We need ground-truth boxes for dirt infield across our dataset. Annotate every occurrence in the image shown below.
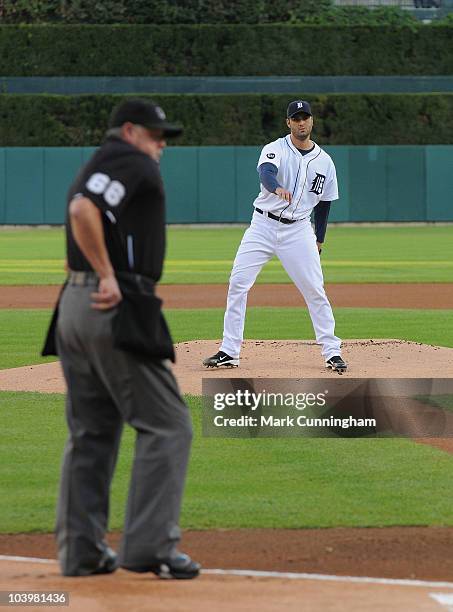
[3,527,453,581]
[3,558,453,612]
[2,528,453,611]
[1,283,452,309]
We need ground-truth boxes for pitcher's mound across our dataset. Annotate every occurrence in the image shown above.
[180,339,452,394]
[1,339,451,396]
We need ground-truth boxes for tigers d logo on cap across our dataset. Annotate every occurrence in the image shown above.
[287,100,312,118]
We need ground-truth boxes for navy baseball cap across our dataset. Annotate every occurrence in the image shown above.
[109,98,183,138]
[287,100,312,118]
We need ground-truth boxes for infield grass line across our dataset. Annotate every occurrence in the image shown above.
[1,226,452,284]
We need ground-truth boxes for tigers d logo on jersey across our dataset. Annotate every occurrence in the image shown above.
[309,173,326,196]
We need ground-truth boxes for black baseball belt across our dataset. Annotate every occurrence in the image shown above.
[254,207,306,225]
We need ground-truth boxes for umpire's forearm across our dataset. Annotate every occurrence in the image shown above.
[69,197,114,279]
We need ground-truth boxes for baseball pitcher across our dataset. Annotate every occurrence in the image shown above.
[203,99,347,374]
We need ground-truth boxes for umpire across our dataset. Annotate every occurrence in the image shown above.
[43,98,200,579]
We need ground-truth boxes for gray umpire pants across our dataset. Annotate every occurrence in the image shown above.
[55,279,192,576]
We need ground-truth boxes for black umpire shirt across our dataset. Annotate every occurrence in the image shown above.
[66,136,166,282]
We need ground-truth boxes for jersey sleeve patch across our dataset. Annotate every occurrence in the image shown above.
[258,143,282,170]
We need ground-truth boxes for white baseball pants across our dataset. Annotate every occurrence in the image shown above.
[220,210,341,361]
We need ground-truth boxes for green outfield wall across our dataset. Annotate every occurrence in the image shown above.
[0,146,451,224]
[3,76,453,95]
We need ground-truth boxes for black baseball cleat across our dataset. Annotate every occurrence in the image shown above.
[92,547,119,575]
[203,350,239,368]
[150,553,201,580]
[123,552,201,580]
[64,547,119,576]
[326,356,347,374]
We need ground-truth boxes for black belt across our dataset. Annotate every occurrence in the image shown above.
[254,207,304,225]
[68,271,99,286]
[68,270,155,293]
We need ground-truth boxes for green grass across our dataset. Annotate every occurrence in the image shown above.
[1,226,452,284]
[2,392,453,533]
[2,225,452,535]
[0,310,57,369]
[1,307,453,370]
[166,307,453,349]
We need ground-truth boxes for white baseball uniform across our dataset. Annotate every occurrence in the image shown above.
[220,134,342,361]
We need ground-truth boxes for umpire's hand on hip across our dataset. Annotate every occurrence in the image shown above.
[91,275,123,310]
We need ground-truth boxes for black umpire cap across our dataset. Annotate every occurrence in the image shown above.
[287,100,312,118]
[109,98,183,138]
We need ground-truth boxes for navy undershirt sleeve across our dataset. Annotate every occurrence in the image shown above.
[258,162,281,193]
[314,201,331,243]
